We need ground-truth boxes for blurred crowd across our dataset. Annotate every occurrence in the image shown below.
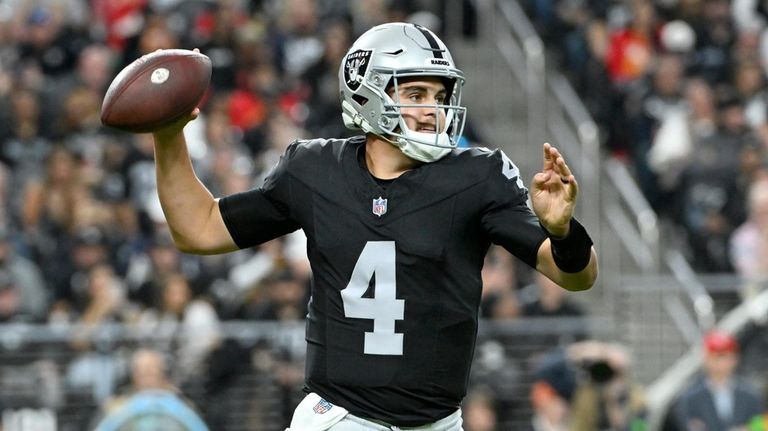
[524,0,768,277]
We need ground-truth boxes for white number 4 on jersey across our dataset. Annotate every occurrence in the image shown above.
[340,241,405,355]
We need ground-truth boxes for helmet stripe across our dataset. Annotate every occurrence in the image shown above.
[412,24,444,59]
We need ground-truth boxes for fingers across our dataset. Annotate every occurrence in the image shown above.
[543,143,573,180]
[543,142,554,171]
[540,143,579,199]
[565,175,579,200]
[531,171,551,190]
[553,149,578,199]
[152,108,200,138]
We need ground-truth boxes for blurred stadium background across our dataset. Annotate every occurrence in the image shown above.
[1,0,768,429]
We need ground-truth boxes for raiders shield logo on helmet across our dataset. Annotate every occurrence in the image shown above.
[344,49,372,91]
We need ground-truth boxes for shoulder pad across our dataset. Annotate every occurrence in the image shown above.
[450,146,526,190]
[282,136,362,186]
[284,136,360,164]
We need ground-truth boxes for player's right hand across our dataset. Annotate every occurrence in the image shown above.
[152,108,199,141]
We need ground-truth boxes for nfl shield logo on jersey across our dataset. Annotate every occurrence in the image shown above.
[372,197,387,217]
[313,398,333,414]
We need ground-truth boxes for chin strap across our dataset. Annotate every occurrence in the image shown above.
[341,100,452,163]
[396,135,452,163]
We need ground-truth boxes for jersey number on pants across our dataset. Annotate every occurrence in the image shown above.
[340,241,405,355]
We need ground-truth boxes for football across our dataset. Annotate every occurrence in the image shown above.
[100,49,211,133]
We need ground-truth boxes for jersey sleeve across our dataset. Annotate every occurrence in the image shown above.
[219,142,302,249]
[480,149,547,268]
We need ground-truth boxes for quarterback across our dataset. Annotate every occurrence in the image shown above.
[151,22,597,431]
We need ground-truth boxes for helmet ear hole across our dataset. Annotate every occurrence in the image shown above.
[352,94,369,106]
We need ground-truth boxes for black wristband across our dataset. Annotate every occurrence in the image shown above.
[544,218,593,273]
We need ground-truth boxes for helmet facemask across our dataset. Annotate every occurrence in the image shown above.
[380,71,467,162]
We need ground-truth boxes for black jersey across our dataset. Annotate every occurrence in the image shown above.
[219,136,546,426]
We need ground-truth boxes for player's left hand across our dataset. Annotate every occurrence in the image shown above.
[530,143,577,237]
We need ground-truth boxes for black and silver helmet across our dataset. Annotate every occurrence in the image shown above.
[339,22,467,162]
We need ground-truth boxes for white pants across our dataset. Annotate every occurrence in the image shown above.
[286,393,463,431]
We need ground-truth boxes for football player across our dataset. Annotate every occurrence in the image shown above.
[151,22,598,431]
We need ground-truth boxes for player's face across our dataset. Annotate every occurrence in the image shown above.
[390,77,448,135]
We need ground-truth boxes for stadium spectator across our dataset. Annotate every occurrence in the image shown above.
[240,269,307,321]
[483,288,522,320]
[605,0,657,87]
[521,272,588,345]
[730,178,768,284]
[119,132,170,237]
[20,146,80,236]
[90,0,148,52]
[690,0,736,86]
[462,388,499,431]
[734,60,768,130]
[524,343,647,430]
[125,229,191,309]
[273,0,324,78]
[480,245,524,319]
[206,130,255,198]
[0,87,51,183]
[51,85,103,143]
[188,0,248,92]
[64,263,132,404]
[673,90,750,272]
[0,270,28,323]
[568,341,647,431]
[0,227,48,322]
[522,272,587,319]
[227,62,278,133]
[47,226,114,321]
[528,381,572,431]
[122,14,180,69]
[136,272,221,384]
[624,53,686,209]
[468,338,524,427]
[120,348,174,394]
[302,17,355,139]
[527,347,576,431]
[71,263,133,335]
[683,78,719,143]
[738,317,768,408]
[647,77,717,196]
[672,330,763,430]
[17,5,83,78]
[91,348,208,431]
[568,19,614,152]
